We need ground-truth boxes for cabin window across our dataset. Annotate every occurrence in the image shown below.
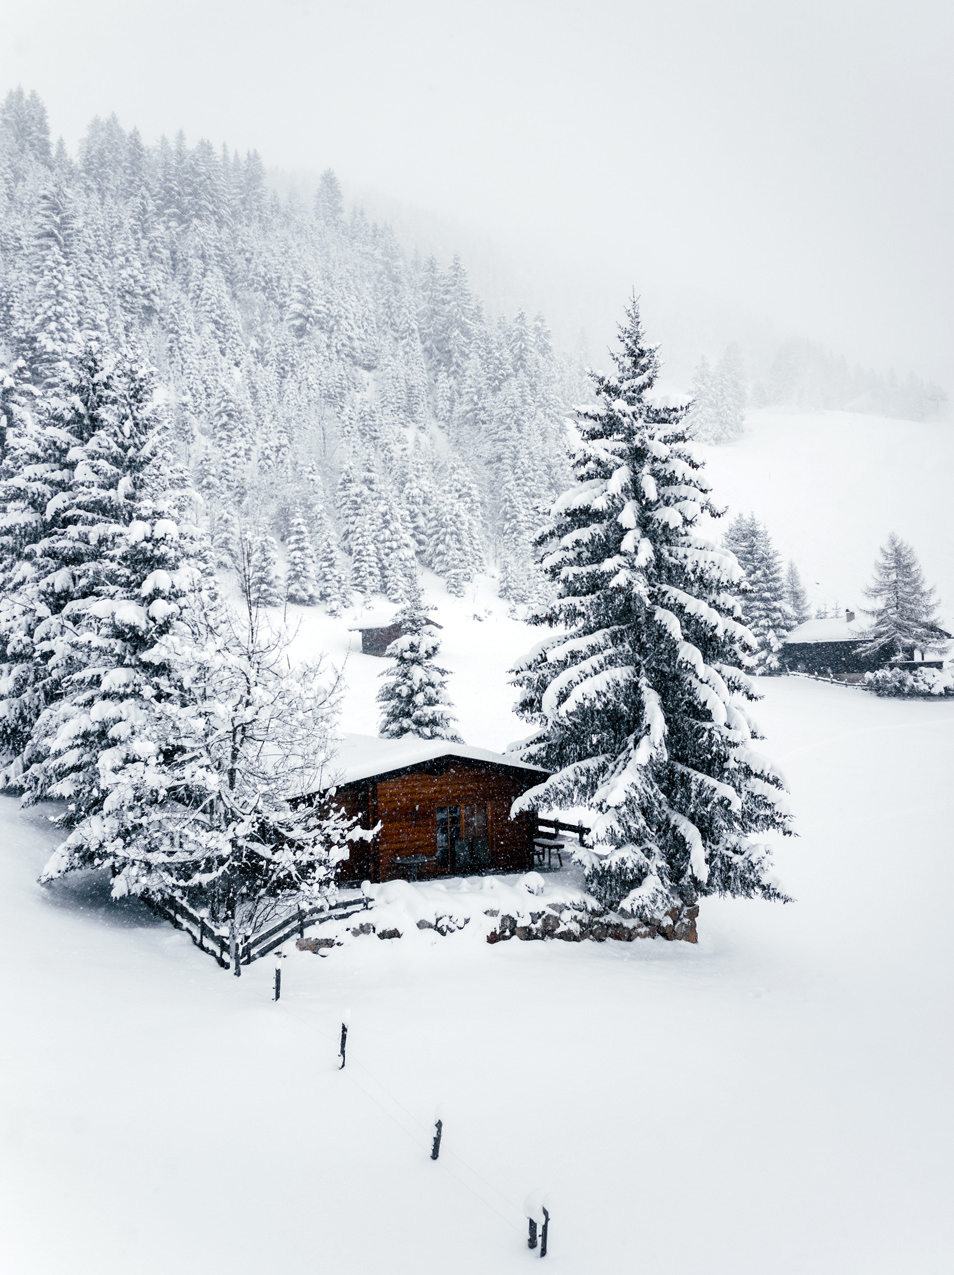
[436,805,460,868]
[436,803,490,872]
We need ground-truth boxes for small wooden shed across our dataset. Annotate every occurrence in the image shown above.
[349,612,442,657]
[314,736,548,884]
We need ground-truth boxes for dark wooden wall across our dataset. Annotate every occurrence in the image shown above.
[780,641,883,676]
[357,618,442,657]
[359,624,402,656]
[330,759,538,883]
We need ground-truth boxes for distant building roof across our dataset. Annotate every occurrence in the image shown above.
[348,612,441,632]
[784,617,868,645]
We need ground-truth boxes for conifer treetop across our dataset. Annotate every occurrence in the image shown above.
[859,533,946,659]
[377,584,461,742]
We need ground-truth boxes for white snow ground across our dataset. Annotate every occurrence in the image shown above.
[697,407,954,632]
[2,407,953,1273]
[2,677,952,1272]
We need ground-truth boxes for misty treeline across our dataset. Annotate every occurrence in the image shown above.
[754,337,946,421]
[0,88,582,611]
[686,337,946,443]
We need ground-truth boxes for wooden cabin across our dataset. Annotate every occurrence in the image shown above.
[349,612,442,657]
[313,736,548,883]
[780,613,881,677]
[781,611,950,678]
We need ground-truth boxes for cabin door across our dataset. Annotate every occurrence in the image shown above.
[436,804,490,873]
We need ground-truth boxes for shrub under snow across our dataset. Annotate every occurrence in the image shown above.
[863,666,954,697]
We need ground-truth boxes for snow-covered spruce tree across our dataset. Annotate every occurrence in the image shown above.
[376,495,417,603]
[34,584,360,961]
[685,345,746,444]
[238,527,284,608]
[349,505,382,601]
[24,392,361,959]
[858,534,946,661]
[309,499,348,614]
[0,342,147,782]
[285,506,320,605]
[377,583,461,741]
[784,560,811,626]
[722,513,795,673]
[511,299,791,923]
[430,463,483,597]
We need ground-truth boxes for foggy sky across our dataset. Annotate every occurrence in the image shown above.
[4,0,952,388]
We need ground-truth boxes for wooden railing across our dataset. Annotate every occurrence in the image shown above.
[146,895,232,968]
[236,894,369,966]
[534,815,591,848]
[145,890,371,972]
[786,671,867,688]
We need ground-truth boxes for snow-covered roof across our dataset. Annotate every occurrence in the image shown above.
[784,617,867,644]
[347,612,441,631]
[324,734,548,788]
[346,611,400,630]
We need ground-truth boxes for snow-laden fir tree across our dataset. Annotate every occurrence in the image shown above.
[511,298,791,919]
[0,342,144,781]
[858,533,946,661]
[238,527,284,607]
[310,500,348,614]
[685,344,746,444]
[285,506,321,605]
[350,505,382,601]
[18,356,362,955]
[722,513,795,673]
[377,582,461,741]
[376,494,418,603]
[33,584,360,960]
[430,462,483,597]
[783,559,811,625]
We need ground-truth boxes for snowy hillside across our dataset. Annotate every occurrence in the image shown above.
[4,389,954,1270]
[3,672,952,1275]
[698,407,954,630]
[3,87,953,1275]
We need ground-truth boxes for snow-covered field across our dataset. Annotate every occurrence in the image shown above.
[3,668,953,1271]
[2,407,953,1273]
[698,407,954,631]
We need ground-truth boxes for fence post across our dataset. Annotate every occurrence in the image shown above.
[338,1013,350,1070]
[430,1106,443,1160]
[525,1192,543,1251]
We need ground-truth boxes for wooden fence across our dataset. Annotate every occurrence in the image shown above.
[534,815,591,847]
[787,671,867,688]
[145,891,371,973]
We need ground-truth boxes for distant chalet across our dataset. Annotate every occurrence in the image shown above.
[349,611,441,657]
[780,610,950,678]
[310,735,547,884]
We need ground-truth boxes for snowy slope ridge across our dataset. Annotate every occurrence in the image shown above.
[698,407,954,632]
[2,679,952,1274]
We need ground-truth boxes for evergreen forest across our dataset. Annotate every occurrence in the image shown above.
[0,88,583,611]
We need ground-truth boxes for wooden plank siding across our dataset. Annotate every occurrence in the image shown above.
[328,757,539,884]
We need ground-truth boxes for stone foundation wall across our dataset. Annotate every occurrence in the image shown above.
[486,901,698,945]
[296,900,699,954]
